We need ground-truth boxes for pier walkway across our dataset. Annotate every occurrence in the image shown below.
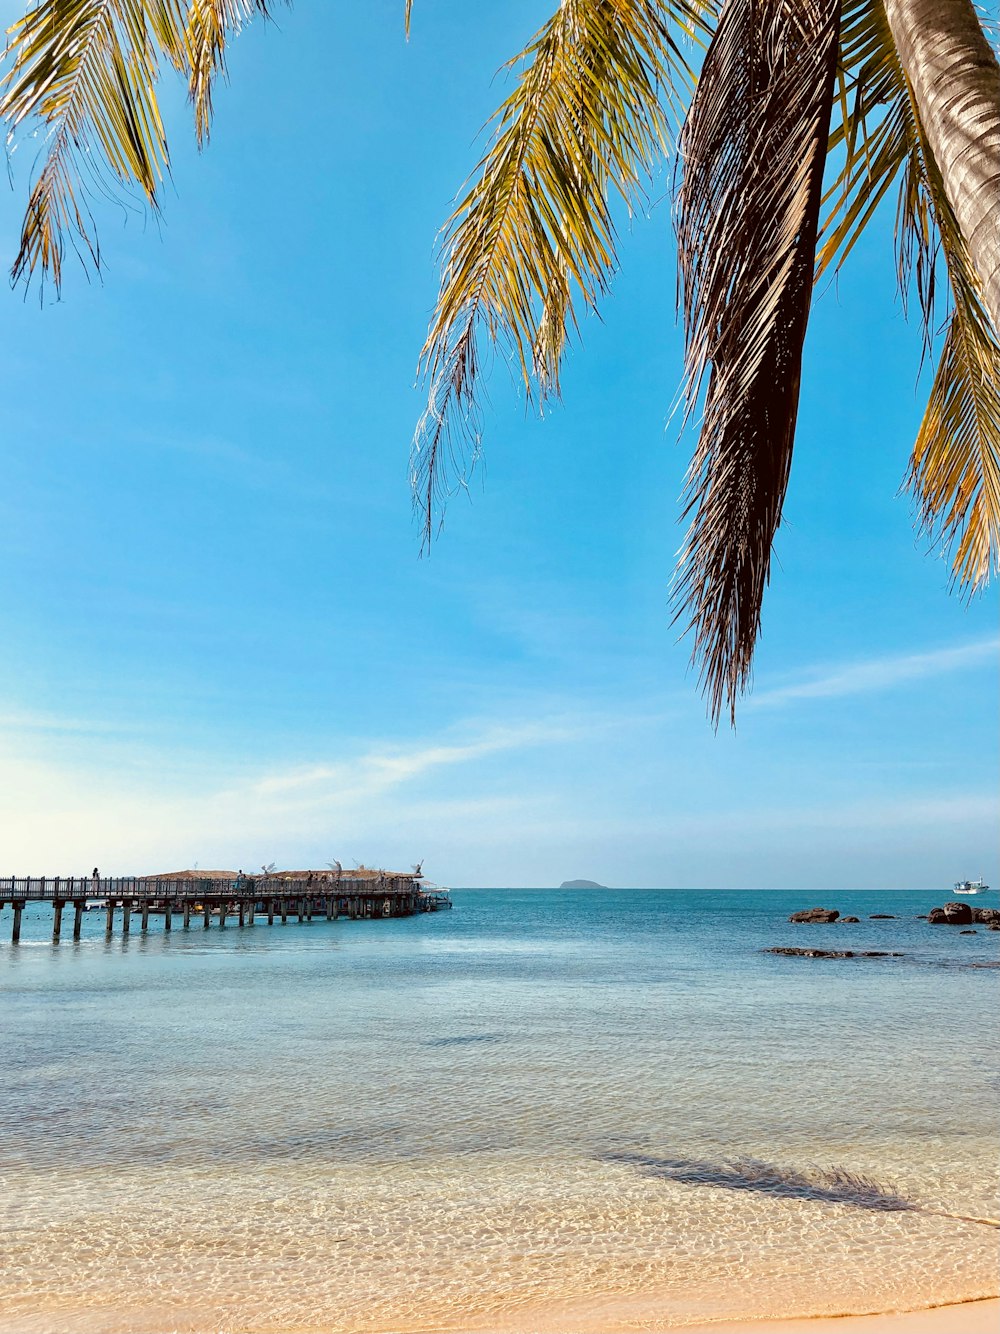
[0,873,450,943]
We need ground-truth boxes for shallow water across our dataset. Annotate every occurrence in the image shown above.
[1,889,997,1333]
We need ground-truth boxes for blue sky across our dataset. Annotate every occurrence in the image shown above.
[0,2,996,888]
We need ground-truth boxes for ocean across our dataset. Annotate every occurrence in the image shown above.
[1,888,997,1332]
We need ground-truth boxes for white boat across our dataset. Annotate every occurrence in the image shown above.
[953,877,990,895]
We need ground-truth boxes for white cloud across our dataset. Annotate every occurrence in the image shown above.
[251,719,585,803]
[0,711,582,874]
[750,636,1000,708]
[0,644,995,887]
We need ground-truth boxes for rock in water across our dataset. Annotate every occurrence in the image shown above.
[928,901,974,925]
[789,907,840,923]
[766,947,903,959]
[840,916,861,923]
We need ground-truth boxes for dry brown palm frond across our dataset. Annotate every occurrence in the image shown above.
[821,0,1000,587]
[674,0,841,726]
[0,0,277,291]
[412,0,705,547]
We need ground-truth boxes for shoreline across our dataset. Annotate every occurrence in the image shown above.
[0,1296,996,1333]
[457,1295,1000,1334]
[674,1296,1000,1333]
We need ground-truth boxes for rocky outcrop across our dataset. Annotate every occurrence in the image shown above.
[928,901,974,925]
[789,907,840,923]
[960,929,977,935]
[766,947,903,959]
[870,913,896,919]
[972,906,1000,925]
[839,916,860,923]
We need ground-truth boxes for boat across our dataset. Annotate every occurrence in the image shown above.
[953,877,990,895]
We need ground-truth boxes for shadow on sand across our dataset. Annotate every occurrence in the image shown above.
[601,1151,917,1211]
[602,1151,999,1228]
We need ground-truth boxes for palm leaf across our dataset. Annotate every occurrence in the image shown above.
[674,0,841,725]
[1,0,277,290]
[821,0,1000,587]
[182,1,278,147]
[412,0,702,547]
[911,298,1000,586]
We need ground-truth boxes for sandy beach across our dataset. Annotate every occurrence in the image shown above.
[466,1298,1000,1334]
[679,1297,1000,1333]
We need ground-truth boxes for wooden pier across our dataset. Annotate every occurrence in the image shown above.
[0,871,451,944]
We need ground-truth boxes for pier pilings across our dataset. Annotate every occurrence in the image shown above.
[2,874,448,944]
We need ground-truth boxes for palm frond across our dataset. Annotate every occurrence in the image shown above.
[182,1,277,147]
[412,0,702,546]
[2,0,184,289]
[674,0,841,725]
[1,0,276,291]
[911,296,1000,585]
[820,0,940,333]
[821,0,1000,587]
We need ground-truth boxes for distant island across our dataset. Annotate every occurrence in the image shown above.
[559,879,607,889]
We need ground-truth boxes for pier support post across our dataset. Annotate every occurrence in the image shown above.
[142,901,150,931]
[238,901,245,927]
[280,899,287,924]
[326,897,333,920]
[204,902,211,929]
[247,901,255,927]
[183,901,191,929]
[164,904,172,932]
[106,901,114,934]
[267,900,274,925]
[12,902,24,943]
[73,901,84,939]
[219,904,226,929]
[52,901,64,943]
[122,903,131,935]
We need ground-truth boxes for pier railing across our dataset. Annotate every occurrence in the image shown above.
[0,874,420,902]
[0,874,449,943]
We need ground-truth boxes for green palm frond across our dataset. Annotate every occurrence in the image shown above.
[673,0,841,726]
[821,0,1000,587]
[1,0,276,291]
[412,0,701,547]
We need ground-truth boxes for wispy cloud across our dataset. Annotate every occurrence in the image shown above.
[751,636,1000,708]
[0,708,120,736]
[251,718,588,803]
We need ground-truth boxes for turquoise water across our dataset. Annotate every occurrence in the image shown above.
[1,888,997,1333]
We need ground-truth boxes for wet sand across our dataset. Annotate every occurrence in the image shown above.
[465,1295,1000,1334]
[679,1297,1000,1333]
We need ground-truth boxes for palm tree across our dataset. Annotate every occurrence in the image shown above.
[3,1,998,724]
[411,0,1000,723]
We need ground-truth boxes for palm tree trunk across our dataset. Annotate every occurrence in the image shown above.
[883,0,1000,331]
